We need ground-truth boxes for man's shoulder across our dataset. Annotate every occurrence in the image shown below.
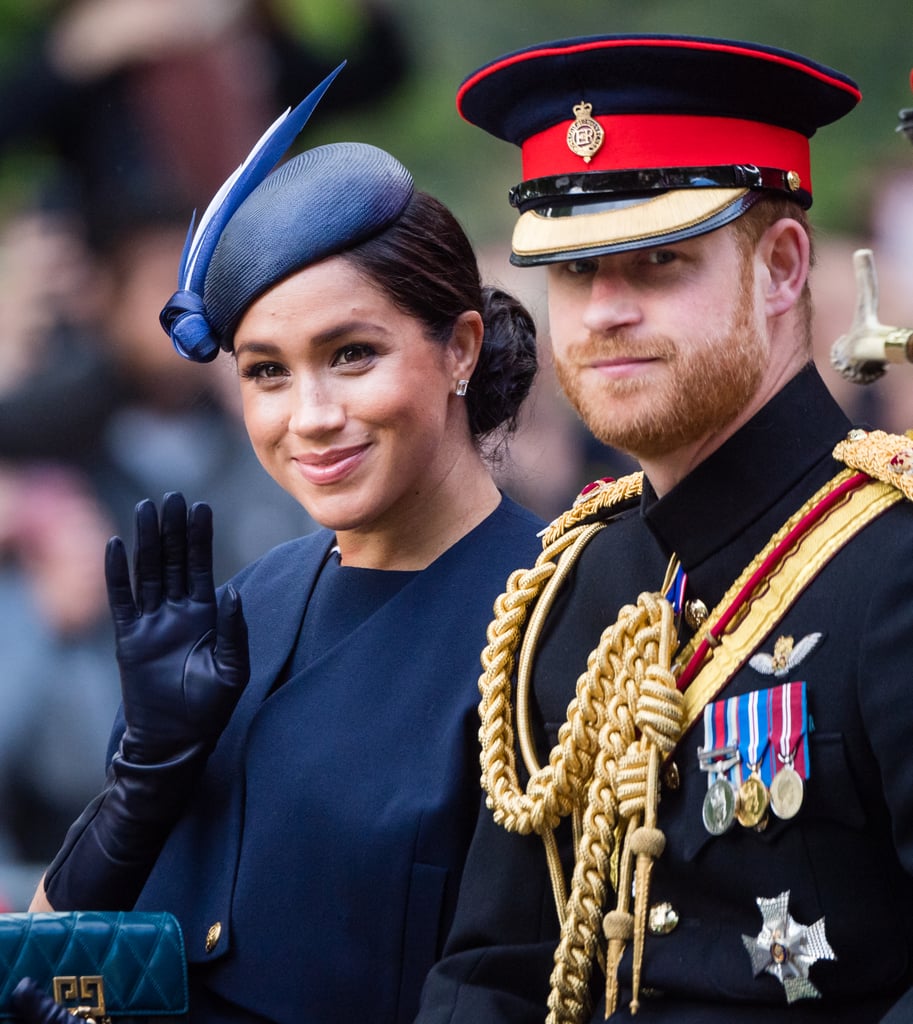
[834,428,913,504]
[540,471,644,547]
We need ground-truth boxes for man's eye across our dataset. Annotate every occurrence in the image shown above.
[646,249,676,266]
[565,258,599,275]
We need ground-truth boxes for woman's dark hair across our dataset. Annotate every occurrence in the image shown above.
[343,191,538,439]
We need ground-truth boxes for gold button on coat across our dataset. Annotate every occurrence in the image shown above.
[684,599,709,631]
[662,761,680,791]
[205,922,222,953]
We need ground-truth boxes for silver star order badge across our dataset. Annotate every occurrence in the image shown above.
[741,890,836,1003]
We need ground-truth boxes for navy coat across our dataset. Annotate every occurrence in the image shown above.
[417,366,913,1023]
[130,496,542,1023]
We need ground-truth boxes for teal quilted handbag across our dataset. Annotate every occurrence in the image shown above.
[0,911,187,1023]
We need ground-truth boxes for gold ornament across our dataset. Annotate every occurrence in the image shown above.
[566,101,604,163]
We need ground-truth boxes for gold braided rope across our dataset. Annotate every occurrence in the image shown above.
[517,522,608,920]
[478,522,683,1022]
[479,436,913,1024]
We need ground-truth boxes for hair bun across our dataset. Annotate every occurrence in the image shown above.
[467,286,537,437]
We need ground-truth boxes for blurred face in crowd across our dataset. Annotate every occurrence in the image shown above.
[106,225,213,405]
[233,255,480,553]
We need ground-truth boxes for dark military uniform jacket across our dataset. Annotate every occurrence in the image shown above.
[417,365,913,1023]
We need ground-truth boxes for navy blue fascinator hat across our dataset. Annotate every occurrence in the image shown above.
[160,65,414,362]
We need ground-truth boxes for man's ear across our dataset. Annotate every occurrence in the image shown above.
[759,217,810,318]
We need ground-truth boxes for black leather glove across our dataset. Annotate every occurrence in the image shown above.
[44,492,249,910]
[12,979,73,1024]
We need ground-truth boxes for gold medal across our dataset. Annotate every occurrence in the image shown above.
[735,774,769,829]
[769,765,804,819]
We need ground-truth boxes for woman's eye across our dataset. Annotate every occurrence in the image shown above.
[332,344,375,367]
[239,361,286,380]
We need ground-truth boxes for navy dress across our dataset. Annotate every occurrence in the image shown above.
[128,495,543,1023]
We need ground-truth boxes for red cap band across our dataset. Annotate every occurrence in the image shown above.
[521,113,811,187]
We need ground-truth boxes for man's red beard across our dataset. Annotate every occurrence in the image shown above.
[554,277,767,461]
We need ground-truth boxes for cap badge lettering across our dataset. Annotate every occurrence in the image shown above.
[567,101,604,163]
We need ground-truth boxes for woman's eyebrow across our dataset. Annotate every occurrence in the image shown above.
[235,320,391,359]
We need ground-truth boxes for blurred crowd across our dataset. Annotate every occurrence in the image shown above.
[0,0,912,911]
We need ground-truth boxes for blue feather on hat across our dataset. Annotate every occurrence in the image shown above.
[160,61,345,362]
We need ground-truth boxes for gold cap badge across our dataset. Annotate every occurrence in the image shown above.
[566,101,604,163]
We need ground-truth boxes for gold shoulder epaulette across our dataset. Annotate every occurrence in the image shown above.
[833,428,913,502]
[541,471,644,547]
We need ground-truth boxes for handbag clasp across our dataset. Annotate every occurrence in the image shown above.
[52,975,109,1023]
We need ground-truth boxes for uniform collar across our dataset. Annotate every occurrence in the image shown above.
[641,363,852,570]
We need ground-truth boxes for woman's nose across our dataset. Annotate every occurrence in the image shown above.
[286,381,346,437]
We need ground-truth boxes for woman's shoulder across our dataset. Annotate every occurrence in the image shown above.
[226,528,335,591]
[495,492,547,532]
[458,493,544,567]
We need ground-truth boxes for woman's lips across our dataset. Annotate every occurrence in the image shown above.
[294,445,369,485]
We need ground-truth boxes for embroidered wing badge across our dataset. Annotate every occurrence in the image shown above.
[749,633,823,678]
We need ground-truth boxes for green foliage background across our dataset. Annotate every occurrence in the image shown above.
[1,0,911,246]
[306,0,913,248]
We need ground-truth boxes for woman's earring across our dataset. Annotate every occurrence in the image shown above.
[455,379,469,397]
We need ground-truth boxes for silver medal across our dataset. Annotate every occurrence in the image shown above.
[702,777,737,835]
